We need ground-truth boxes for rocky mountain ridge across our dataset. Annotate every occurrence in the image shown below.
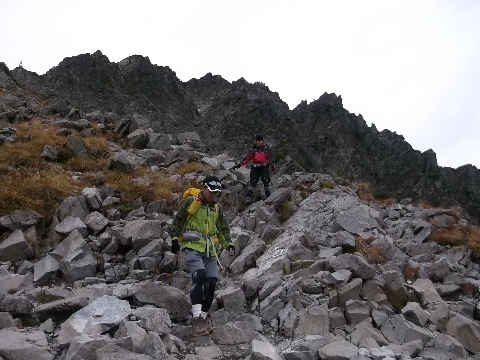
[0,51,479,224]
[0,53,480,360]
[0,99,479,359]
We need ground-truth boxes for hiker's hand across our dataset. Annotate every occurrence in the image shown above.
[171,239,180,254]
[231,164,240,170]
[228,245,235,256]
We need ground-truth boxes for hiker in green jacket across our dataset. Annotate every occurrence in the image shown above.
[170,175,235,336]
[233,134,275,204]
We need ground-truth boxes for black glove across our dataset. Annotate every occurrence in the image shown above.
[228,245,235,256]
[232,164,240,170]
[171,239,180,254]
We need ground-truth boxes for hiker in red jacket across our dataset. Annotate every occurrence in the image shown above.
[233,135,275,204]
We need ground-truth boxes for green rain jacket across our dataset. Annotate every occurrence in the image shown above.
[170,195,233,256]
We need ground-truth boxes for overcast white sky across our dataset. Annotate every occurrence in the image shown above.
[2,0,479,169]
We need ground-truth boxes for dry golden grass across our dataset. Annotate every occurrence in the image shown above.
[417,201,434,209]
[467,227,480,257]
[35,291,64,304]
[296,181,316,200]
[354,181,372,200]
[0,120,66,169]
[276,200,296,223]
[451,206,463,220]
[0,121,106,216]
[0,115,213,222]
[355,235,387,264]
[403,263,420,282]
[0,120,82,218]
[354,180,396,206]
[319,179,335,189]
[104,168,176,204]
[384,286,408,312]
[175,162,205,175]
[429,225,465,245]
[65,157,110,173]
[428,224,480,259]
[0,167,81,218]
[83,133,110,152]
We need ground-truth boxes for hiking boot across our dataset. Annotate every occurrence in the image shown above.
[191,316,210,337]
[204,315,215,334]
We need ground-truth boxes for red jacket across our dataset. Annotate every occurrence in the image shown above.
[239,142,274,169]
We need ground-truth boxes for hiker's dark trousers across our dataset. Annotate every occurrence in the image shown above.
[248,165,271,198]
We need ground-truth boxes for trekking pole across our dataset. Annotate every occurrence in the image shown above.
[207,236,224,270]
[174,252,179,270]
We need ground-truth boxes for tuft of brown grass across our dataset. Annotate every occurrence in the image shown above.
[175,162,205,175]
[0,120,65,167]
[384,286,408,312]
[104,168,176,205]
[35,291,63,304]
[0,167,81,218]
[428,224,480,259]
[0,120,102,217]
[451,206,463,220]
[403,264,420,282]
[319,179,335,189]
[355,235,387,264]
[459,282,478,296]
[65,157,110,172]
[0,118,194,221]
[83,135,110,152]
[353,181,396,206]
[428,225,465,245]
[355,181,373,201]
[0,118,183,219]
[276,200,296,223]
[417,201,434,209]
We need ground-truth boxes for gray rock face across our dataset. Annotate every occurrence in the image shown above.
[294,306,329,339]
[132,306,171,335]
[33,255,59,285]
[0,62,16,87]
[210,321,256,345]
[55,216,88,237]
[117,220,164,249]
[318,339,359,360]
[251,339,283,360]
[0,328,54,360]
[58,295,131,347]
[0,209,42,231]
[0,229,33,262]
[132,282,190,321]
[446,312,480,354]
[380,314,434,345]
[56,196,91,222]
[333,204,381,233]
[109,150,145,173]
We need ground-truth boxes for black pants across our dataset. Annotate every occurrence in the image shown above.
[248,165,271,198]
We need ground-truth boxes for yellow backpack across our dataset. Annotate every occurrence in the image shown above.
[182,187,219,217]
[182,187,201,199]
[180,187,220,244]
